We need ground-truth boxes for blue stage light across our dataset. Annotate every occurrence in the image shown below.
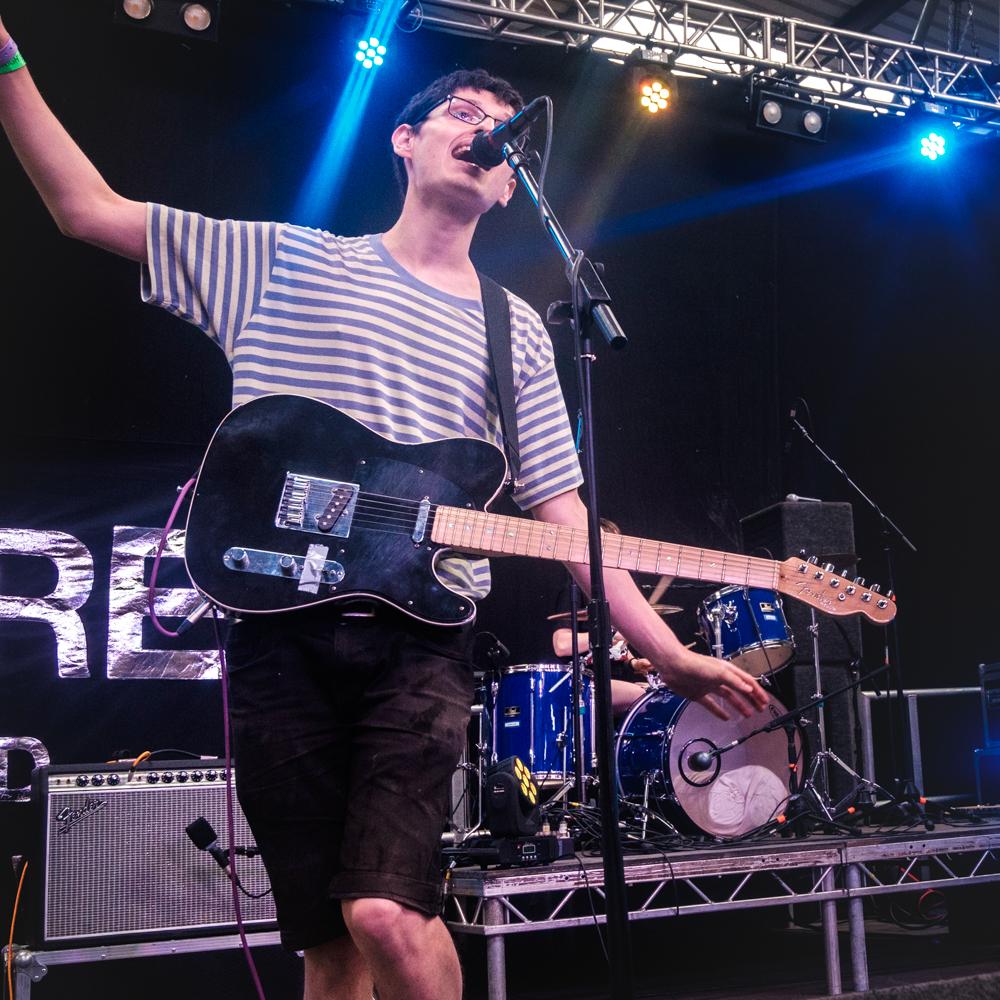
[356,36,387,70]
[919,131,946,161]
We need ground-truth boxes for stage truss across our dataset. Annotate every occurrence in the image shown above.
[404,0,1000,126]
[445,823,1000,998]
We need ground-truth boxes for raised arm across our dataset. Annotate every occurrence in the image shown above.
[0,19,146,261]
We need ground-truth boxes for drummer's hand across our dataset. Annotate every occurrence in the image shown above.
[629,655,654,678]
[656,648,768,721]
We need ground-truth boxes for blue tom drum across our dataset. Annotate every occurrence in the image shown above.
[485,664,594,784]
[697,585,794,677]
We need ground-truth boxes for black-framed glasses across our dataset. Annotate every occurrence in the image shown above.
[410,94,509,131]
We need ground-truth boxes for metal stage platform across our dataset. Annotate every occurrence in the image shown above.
[444,821,1000,1000]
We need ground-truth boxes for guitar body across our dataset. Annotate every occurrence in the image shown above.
[184,394,508,625]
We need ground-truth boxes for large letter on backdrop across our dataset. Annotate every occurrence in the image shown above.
[0,529,94,678]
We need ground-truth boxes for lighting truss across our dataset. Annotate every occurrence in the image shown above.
[393,0,1000,127]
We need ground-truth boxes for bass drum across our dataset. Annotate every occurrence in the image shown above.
[616,689,800,839]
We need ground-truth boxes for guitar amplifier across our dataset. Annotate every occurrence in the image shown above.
[30,760,276,947]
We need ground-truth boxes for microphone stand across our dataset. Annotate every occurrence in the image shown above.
[568,575,587,804]
[788,412,920,816]
[688,663,896,834]
[504,141,633,1000]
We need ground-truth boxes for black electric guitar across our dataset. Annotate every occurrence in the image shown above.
[184,394,897,627]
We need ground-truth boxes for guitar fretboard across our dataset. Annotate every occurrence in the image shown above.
[431,505,780,589]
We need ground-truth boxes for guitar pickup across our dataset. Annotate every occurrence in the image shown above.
[275,473,359,538]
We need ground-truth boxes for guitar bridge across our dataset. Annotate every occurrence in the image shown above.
[276,473,360,537]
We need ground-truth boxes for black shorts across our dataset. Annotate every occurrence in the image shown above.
[224,603,475,951]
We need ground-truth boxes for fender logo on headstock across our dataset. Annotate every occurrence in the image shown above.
[791,582,840,613]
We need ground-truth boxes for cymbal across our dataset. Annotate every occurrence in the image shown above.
[547,603,683,623]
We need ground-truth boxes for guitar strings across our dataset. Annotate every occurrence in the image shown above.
[301,490,783,587]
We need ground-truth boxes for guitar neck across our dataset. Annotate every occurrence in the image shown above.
[431,505,779,590]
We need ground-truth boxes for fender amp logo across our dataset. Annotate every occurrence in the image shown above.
[55,797,107,834]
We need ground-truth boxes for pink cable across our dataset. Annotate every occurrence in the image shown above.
[149,480,268,997]
[213,611,268,1000]
[147,477,197,638]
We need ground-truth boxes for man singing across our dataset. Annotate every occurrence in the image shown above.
[0,19,766,998]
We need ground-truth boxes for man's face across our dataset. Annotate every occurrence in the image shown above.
[392,87,518,217]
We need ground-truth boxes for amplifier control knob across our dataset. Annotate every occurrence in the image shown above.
[91,774,105,786]
[75,775,89,786]
[177,771,189,782]
[206,770,217,780]
[192,770,203,781]
[161,772,174,783]
[108,774,121,786]
[147,773,159,783]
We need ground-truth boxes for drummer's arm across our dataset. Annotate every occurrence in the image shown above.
[530,490,768,720]
[552,627,591,658]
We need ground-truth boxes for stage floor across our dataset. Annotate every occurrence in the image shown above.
[446,820,1000,999]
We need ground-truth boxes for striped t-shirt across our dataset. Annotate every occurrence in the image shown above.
[141,204,584,600]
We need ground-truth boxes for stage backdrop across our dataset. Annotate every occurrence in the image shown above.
[3,0,1000,983]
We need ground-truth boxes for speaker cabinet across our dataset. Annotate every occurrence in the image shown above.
[740,501,863,665]
[30,760,276,947]
[980,662,1000,748]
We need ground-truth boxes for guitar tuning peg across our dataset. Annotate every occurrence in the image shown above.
[839,568,850,578]
[870,583,881,593]
[807,555,819,564]
[822,563,835,573]
[853,576,865,586]
[886,589,895,601]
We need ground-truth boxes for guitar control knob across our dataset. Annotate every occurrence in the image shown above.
[279,555,296,574]
[230,548,249,567]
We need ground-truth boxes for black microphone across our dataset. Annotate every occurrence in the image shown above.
[466,96,546,169]
[687,750,716,772]
[185,816,230,869]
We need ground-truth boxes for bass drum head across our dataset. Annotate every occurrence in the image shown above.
[668,692,799,839]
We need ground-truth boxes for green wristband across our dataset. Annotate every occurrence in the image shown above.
[0,51,26,75]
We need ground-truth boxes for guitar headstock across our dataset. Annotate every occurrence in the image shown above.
[777,556,896,624]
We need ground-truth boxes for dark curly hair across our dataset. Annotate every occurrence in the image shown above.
[392,68,524,196]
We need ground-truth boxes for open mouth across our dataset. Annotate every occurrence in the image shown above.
[453,144,485,168]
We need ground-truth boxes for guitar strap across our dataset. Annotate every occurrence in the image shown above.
[477,273,521,490]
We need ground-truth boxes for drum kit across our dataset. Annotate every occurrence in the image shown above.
[452,583,862,843]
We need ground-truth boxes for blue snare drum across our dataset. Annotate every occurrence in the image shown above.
[697,586,794,677]
[616,689,798,839]
[486,664,594,784]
